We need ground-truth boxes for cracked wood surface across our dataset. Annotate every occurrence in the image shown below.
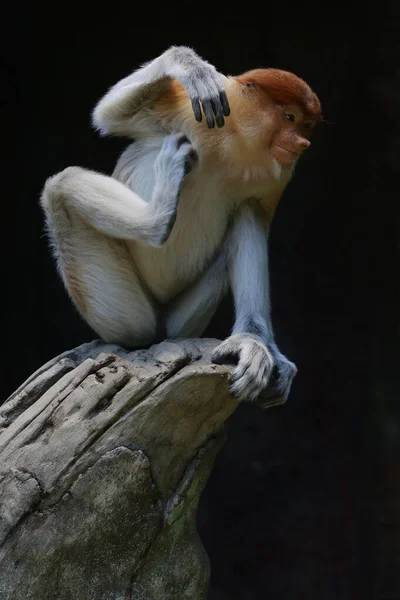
[0,338,238,599]
[0,337,284,599]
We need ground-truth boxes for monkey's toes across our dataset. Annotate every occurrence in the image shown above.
[183,148,198,175]
[211,340,239,365]
[176,133,191,148]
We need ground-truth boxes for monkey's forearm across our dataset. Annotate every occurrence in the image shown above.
[214,203,298,402]
[92,49,173,136]
[229,204,273,344]
[92,46,229,135]
[211,204,297,403]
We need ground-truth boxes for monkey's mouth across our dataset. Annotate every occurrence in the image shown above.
[273,145,299,165]
[276,145,298,156]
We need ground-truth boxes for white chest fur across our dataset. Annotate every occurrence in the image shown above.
[113,139,233,303]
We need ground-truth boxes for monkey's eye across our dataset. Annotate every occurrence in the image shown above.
[284,113,295,122]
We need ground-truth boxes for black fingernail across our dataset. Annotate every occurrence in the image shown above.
[220,92,231,117]
[205,114,214,128]
[201,99,215,129]
[191,98,202,122]
[211,98,225,128]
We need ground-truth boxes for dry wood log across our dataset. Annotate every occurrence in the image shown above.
[0,338,285,600]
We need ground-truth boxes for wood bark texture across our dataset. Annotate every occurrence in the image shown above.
[0,338,284,600]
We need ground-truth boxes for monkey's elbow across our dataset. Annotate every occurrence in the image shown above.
[91,105,110,137]
[40,173,62,211]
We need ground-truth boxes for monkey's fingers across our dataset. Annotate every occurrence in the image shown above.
[180,66,230,128]
[267,345,298,401]
[274,361,297,401]
[201,98,216,129]
[254,360,297,408]
[210,97,225,128]
[211,338,240,365]
[191,97,203,122]
[230,345,273,402]
[192,82,229,128]
[212,336,274,403]
[203,78,230,123]
[219,91,231,117]
[176,133,191,147]
[200,92,230,128]
[182,148,198,176]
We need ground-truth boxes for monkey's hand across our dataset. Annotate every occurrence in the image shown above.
[257,341,298,407]
[164,47,230,129]
[211,334,297,405]
[151,133,197,246]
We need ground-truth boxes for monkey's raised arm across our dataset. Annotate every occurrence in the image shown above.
[211,203,297,404]
[92,46,230,137]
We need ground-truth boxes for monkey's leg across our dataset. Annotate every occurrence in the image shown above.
[41,198,158,348]
[41,134,196,248]
[165,250,229,338]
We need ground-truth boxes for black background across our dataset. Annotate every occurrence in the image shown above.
[2,3,399,598]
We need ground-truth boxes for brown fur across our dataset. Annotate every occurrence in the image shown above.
[236,69,322,121]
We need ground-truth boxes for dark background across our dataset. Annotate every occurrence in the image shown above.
[2,3,399,598]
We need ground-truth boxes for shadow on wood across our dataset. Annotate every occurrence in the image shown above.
[0,338,285,599]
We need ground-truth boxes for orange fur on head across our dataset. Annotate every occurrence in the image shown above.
[153,67,322,191]
[236,69,322,121]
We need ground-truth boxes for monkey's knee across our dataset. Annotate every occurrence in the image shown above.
[40,167,84,212]
[40,167,87,241]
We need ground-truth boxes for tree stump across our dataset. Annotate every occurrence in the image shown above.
[0,338,285,600]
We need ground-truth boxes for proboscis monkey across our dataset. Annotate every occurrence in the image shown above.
[41,46,322,404]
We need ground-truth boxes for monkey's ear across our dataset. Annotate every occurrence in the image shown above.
[242,81,257,93]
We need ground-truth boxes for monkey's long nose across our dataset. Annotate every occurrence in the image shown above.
[297,137,311,151]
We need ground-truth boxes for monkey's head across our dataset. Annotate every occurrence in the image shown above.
[156,68,322,185]
[228,69,322,167]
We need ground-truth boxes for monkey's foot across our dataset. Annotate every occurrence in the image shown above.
[151,133,197,246]
[211,334,297,405]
